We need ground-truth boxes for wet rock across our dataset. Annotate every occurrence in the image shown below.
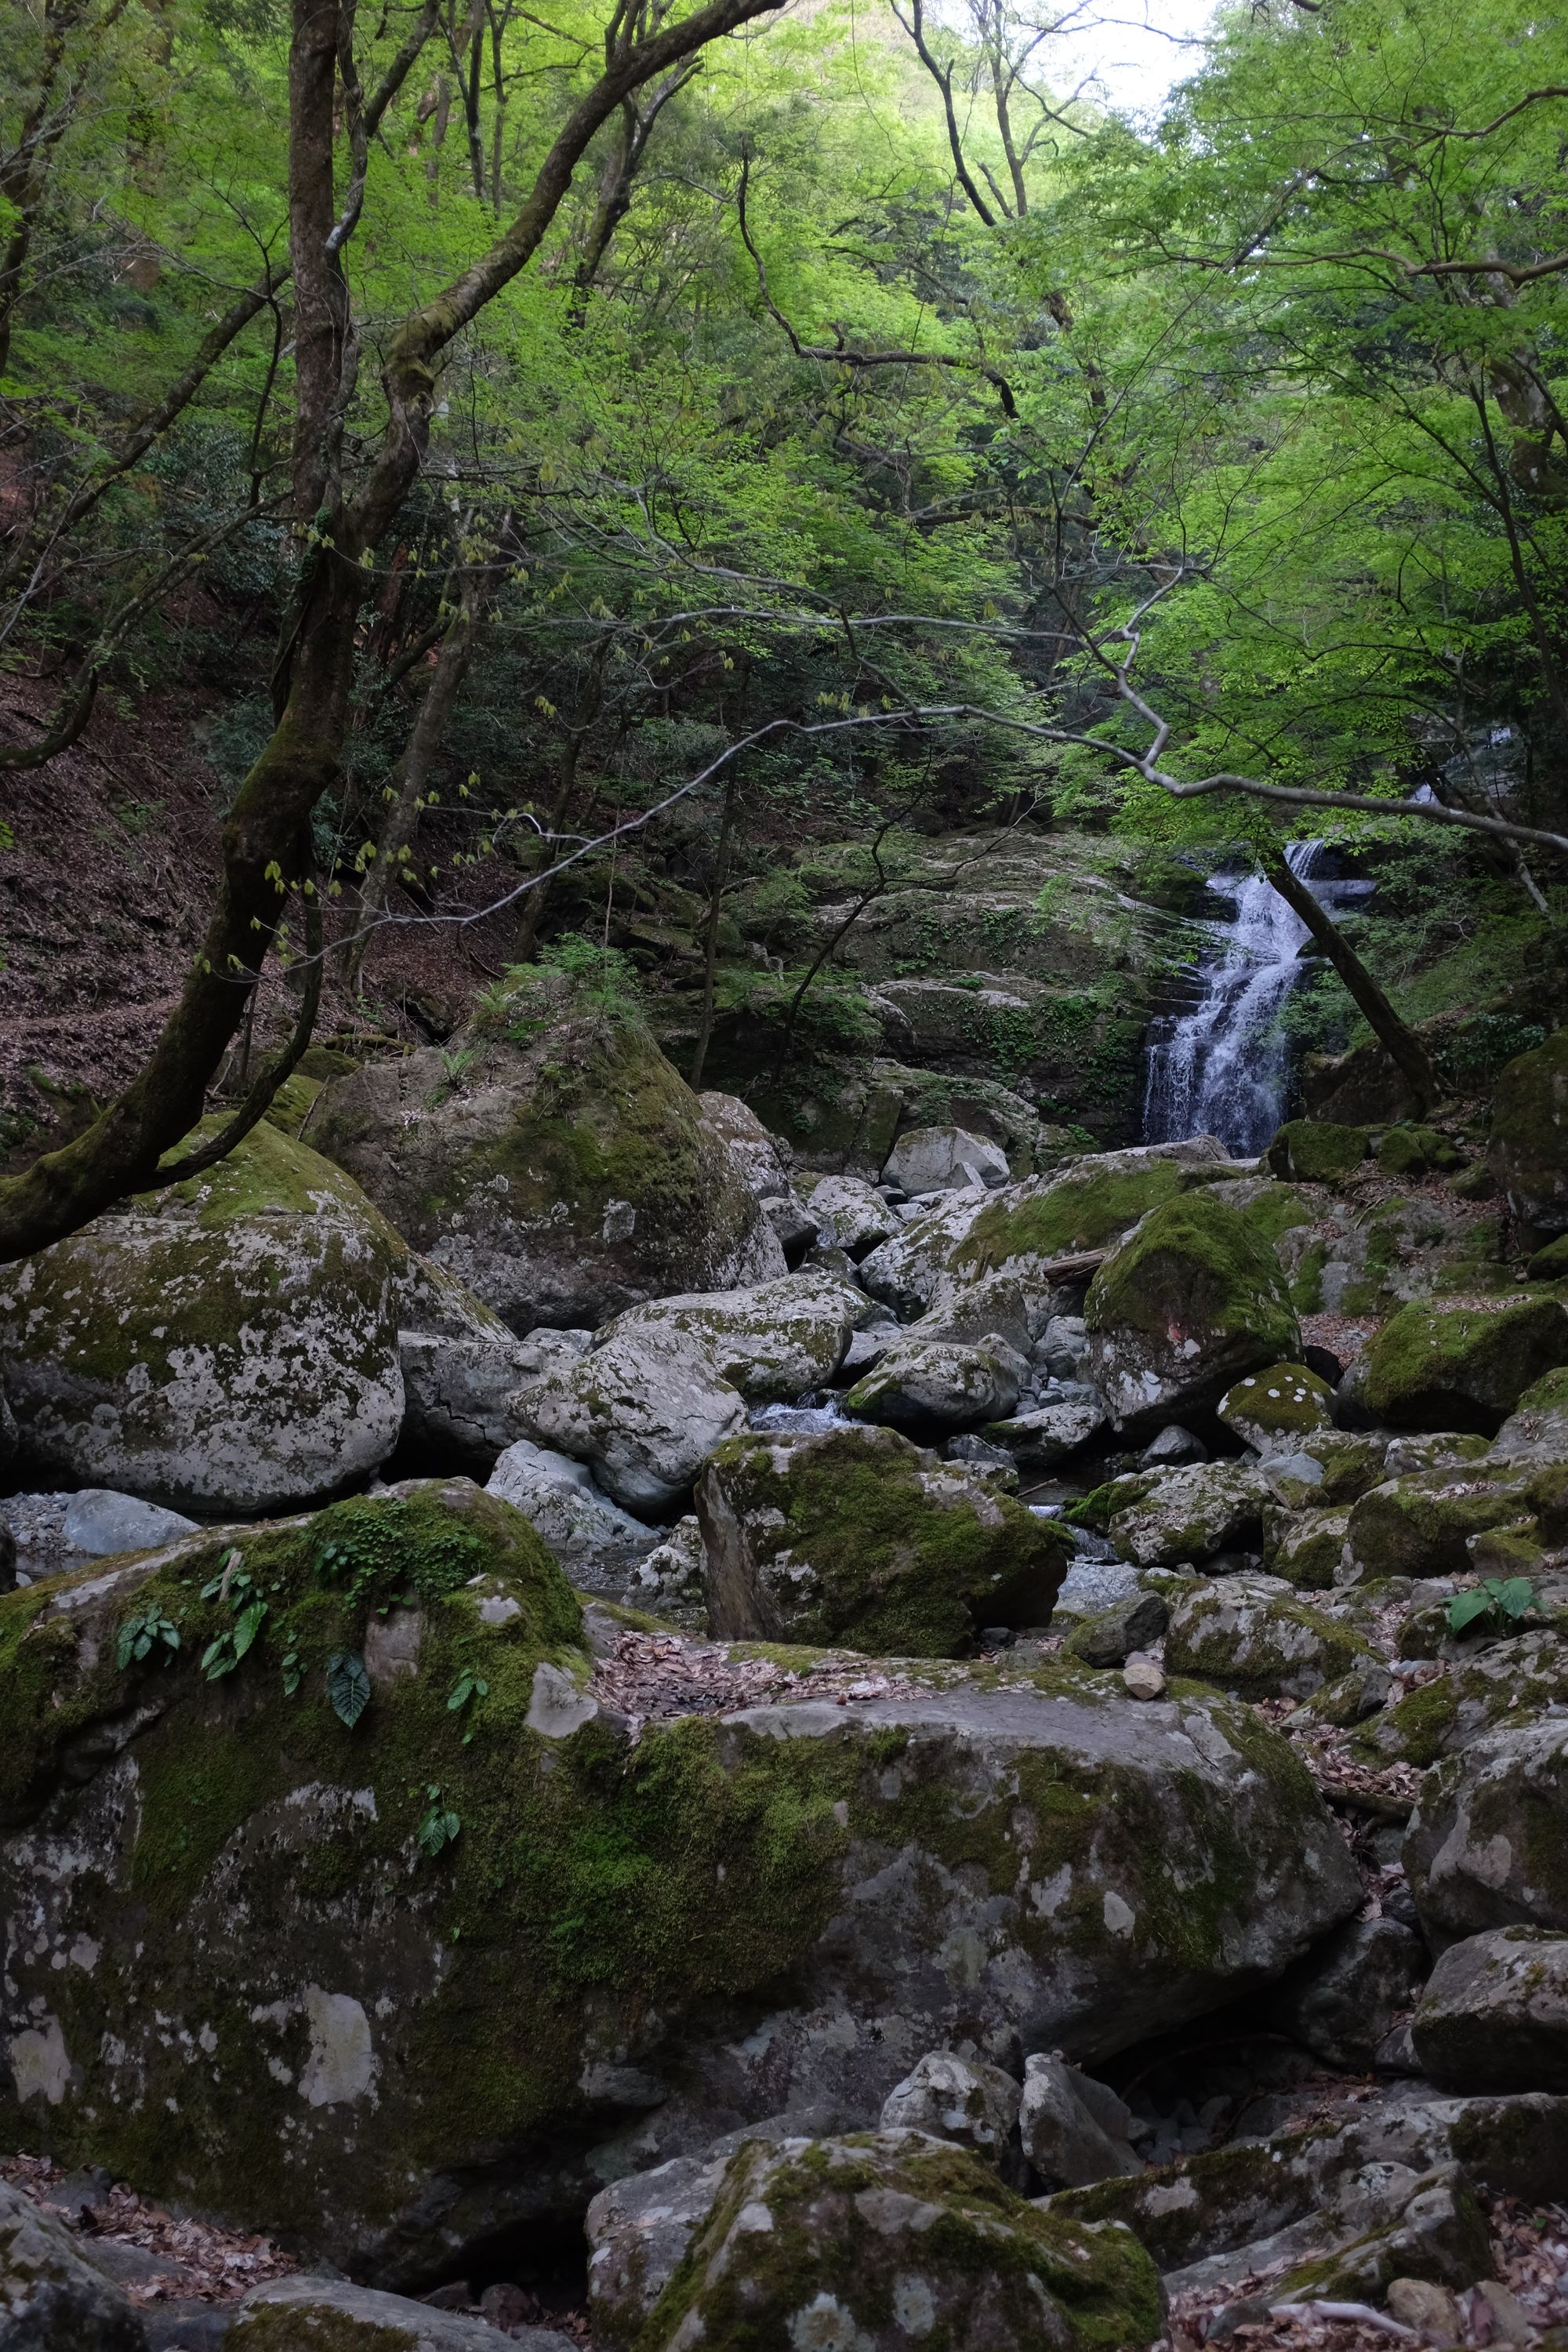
[0,2180,149,2349]
[511,1319,746,1512]
[0,1120,405,1515]
[485,1439,660,1593]
[1405,1717,1568,1947]
[1412,1926,1568,2092]
[1085,1191,1301,1440]
[233,2276,575,2348]
[845,1334,1025,1432]
[1218,1364,1334,1455]
[60,1490,199,1559]
[1164,1575,1377,1699]
[627,2129,1164,2352]
[807,1174,898,1257]
[1490,1027,1568,1246]
[883,1124,1010,1196]
[695,1421,1068,1653]
[305,986,784,1331]
[1362,1297,1568,1436]
[1018,2053,1143,2189]
[1108,1463,1270,1570]
[879,2050,1022,2172]
[1269,1917,1427,2071]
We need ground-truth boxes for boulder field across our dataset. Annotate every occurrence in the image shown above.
[5,1013,1568,2349]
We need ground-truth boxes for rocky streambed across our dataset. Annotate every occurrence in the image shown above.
[4,980,1568,2352]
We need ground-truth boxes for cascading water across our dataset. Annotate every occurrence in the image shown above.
[1141,844,1368,1158]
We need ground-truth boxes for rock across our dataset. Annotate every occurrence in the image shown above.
[628,2129,1164,2352]
[1361,1297,1568,1436]
[879,2050,1022,2172]
[1386,2278,1464,2343]
[883,1125,1011,1196]
[911,1268,1044,1356]
[304,984,783,1332]
[1267,1120,1371,1183]
[511,1320,746,1512]
[695,1421,1069,1653]
[1494,1366,1568,1461]
[1164,1575,1377,1699]
[1037,1316,1091,1381]
[1411,1926,1568,2092]
[606,1269,869,1406]
[1085,1191,1301,1440]
[1051,1559,1144,1623]
[1354,1633,1568,1767]
[1490,1028,1568,1245]
[1342,1463,1547,1583]
[946,1434,1022,1488]
[1264,1504,1352,1591]
[232,2276,574,2348]
[1108,1463,1270,1570]
[1122,1654,1167,1700]
[1378,1125,1459,1178]
[60,1491,199,1559]
[1067,1591,1169,1668]
[1294,1656,1392,1727]
[0,1120,405,1515]
[844,1334,1025,1432]
[394,1254,594,1471]
[1018,2054,1143,2190]
[0,2180,150,2349]
[1141,1425,1207,1468]
[1272,2164,1492,2304]
[1405,1718,1568,1947]
[1468,2281,1538,2346]
[485,1439,661,1593]
[985,1398,1109,1472]
[1269,1918,1427,2071]
[806,1174,898,1257]
[1218,1364,1334,1455]
[587,2145,732,2352]
[697,1091,793,1202]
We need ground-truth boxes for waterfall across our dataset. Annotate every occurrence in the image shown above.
[1141,844,1367,1158]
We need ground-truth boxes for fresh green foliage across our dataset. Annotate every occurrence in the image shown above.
[1447,1580,1543,1638]
[115,1603,181,1671]
[198,1552,268,1682]
[416,1784,463,1857]
[326,1650,372,1730]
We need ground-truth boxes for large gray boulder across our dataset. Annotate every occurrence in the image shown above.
[511,1319,746,1512]
[0,1504,1362,2280]
[1017,2053,1142,2190]
[1406,1718,1568,1949]
[603,1269,869,1405]
[397,1255,591,1472]
[843,1334,1025,1431]
[486,1439,660,1592]
[1412,1926,1568,2093]
[304,983,783,1332]
[1105,1462,1270,1569]
[0,1120,405,1514]
[0,2179,148,2351]
[883,1125,1010,1196]
[234,2276,574,2350]
[878,2051,1022,2172]
[1164,1575,1377,1699]
[806,1174,898,1257]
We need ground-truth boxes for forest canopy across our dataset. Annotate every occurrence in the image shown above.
[2,0,1565,1244]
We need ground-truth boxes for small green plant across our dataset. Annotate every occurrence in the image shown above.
[416,1784,461,1857]
[116,1602,181,1671]
[198,1550,268,1680]
[447,1669,488,1742]
[439,1046,478,1086]
[281,1648,303,1697]
[326,1649,371,1728]
[1448,1577,1541,1637]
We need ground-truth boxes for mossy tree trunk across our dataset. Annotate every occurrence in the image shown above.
[1261,847,1438,1116]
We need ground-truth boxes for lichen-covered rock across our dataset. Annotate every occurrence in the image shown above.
[1494,1366,1568,1461]
[1066,1589,1169,1668]
[0,1120,405,1514]
[233,2276,575,2349]
[1411,1926,1568,2093]
[304,985,784,1332]
[1218,1364,1334,1455]
[397,1259,590,1472]
[1269,1917,1426,2071]
[485,1439,660,1594]
[1267,1121,1370,1184]
[512,1319,746,1512]
[1406,1718,1568,1948]
[1018,2056,1142,2191]
[1354,1632,1568,1768]
[1107,1464,1271,1570]
[607,1270,869,1406]
[879,2051,1022,2172]
[0,1514,1362,2274]
[0,2178,148,2350]
[1343,1461,1550,1582]
[1490,1028,1568,1244]
[1263,1504,1351,1591]
[633,2129,1164,2352]
[1362,1295,1568,1436]
[695,1422,1068,1653]
[1164,1576,1377,1699]
[1269,2164,1493,2305]
[884,1125,1011,1196]
[844,1334,1025,1432]
[985,1397,1109,1472]
[1296,1430,1392,1504]
[806,1174,898,1257]
[1085,1192,1301,1439]
[697,1092,793,1203]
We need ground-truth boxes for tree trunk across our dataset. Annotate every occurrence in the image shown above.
[688,768,737,1091]
[1261,847,1438,1115]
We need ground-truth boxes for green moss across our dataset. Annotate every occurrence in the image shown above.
[1267,1121,1370,1182]
[1377,1124,1457,1176]
[231,2308,408,2350]
[1085,1189,1298,1357]
[260,1071,325,1139]
[1237,1186,1319,1247]
[1165,1585,1376,1699]
[953,1160,1187,1275]
[1362,1295,1568,1432]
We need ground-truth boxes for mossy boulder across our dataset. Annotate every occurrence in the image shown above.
[1267,1120,1370,1183]
[844,1334,1025,1432]
[0,1120,405,1513]
[1490,1027,1568,1244]
[1263,1503,1352,1590]
[1355,1634,1568,1769]
[0,2178,148,2350]
[1377,1123,1459,1177]
[635,2130,1164,2352]
[1218,1363,1334,1455]
[1406,1715,1568,1949]
[234,2277,558,2349]
[1360,1296,1568,1434]
[0,1497,1361,2275]
[1343,1464,1543,1582]
[1163,1574,1377,1699]
[1085,1191,1301,1439]
[695,1422,1069,1653]
[608,1269,870,1405]
[303,982,784,1332]
[1411,1925,1568,2094]
[1105,1463,1269,1570]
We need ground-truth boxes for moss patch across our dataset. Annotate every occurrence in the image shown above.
[1361,1296,1568,1433]
[1267,1122,1370,1183]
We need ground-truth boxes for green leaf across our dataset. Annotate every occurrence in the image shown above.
[231,1598,267,1661]
[327,1650,371,1730]
[1447,1588,1494,1634]
[281,1650,303,1698]
[1490,1578,1538,1621]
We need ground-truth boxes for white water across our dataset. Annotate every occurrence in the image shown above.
[1141,845,1368,1158]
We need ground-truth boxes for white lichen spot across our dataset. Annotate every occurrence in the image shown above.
[9,2016,71,2105]
[1102,1889,1135,1938]
[298,1987,378,2108]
